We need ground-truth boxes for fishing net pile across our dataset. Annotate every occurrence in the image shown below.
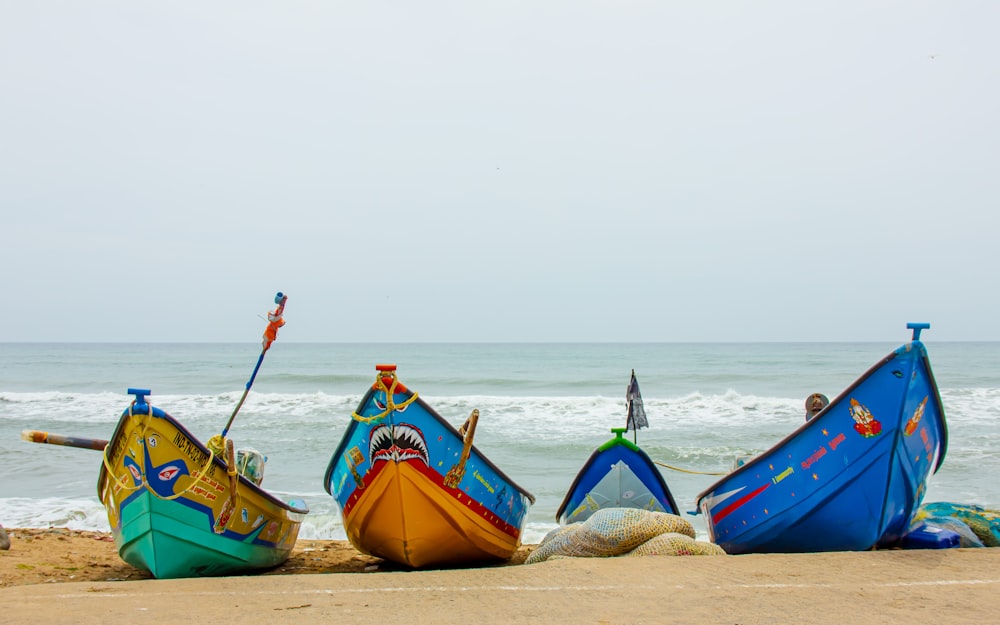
[910,502,1000,547]
[526,508,726,563]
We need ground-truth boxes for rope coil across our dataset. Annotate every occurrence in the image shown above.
[352,370,419,424]
[102,402,218,500]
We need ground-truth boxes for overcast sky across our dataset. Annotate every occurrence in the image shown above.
[2,2,997,343]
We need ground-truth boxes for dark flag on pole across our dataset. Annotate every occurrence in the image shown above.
[625,369,648,432]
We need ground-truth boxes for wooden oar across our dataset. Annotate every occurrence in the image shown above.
[21,430,108,451]
[443,409,478,488]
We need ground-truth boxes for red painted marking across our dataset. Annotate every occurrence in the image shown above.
[158,466,180,481]
[712,482,771,524]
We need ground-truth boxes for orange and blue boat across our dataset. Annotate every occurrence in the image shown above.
[324,364,535,568]
[696,323,948,554]
[96,389,308,578]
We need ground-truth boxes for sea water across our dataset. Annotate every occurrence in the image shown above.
[2,340,998,543]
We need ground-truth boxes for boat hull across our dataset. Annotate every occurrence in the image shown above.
[97,398,308,578]
[696,340,947,554]
[324,372,534,568]
[557,432,679,524]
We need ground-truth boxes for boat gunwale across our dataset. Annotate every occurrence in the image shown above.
[97,401,309,515]
[324,382,536,505]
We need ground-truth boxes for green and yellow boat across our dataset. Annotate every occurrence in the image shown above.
[96,388,308,578]
[24,293,308,578]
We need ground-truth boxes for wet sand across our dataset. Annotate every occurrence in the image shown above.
[2,528,998,624]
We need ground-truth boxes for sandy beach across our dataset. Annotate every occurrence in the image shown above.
[2,528,999,624]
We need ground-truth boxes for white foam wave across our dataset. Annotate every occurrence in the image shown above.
[1,497,110,532]
[4,387,996,422]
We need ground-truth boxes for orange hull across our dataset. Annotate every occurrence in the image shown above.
[344,461,521,568]
[327,366,534,568]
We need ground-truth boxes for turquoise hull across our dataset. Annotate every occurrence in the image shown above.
[116,489,290,579]
[99,390,308,578]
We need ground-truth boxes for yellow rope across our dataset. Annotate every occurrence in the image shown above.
[653,460,727,476]
[102,402,217,500]
[154,449,217,501]
[352,371,419,424]
[102,442,143,492]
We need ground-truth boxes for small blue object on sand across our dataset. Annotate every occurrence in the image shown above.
[901,523,961,549]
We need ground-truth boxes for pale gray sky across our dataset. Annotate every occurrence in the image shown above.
[2,2,997,343]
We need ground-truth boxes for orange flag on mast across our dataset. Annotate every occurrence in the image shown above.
[262,293,288,351]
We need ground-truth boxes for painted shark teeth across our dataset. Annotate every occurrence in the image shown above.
[369,423,429,466]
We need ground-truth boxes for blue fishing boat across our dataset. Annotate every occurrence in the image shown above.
[556,428,680,524]
[323,364,535,568]
[556,371,679,524]
[696,323,948,554]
